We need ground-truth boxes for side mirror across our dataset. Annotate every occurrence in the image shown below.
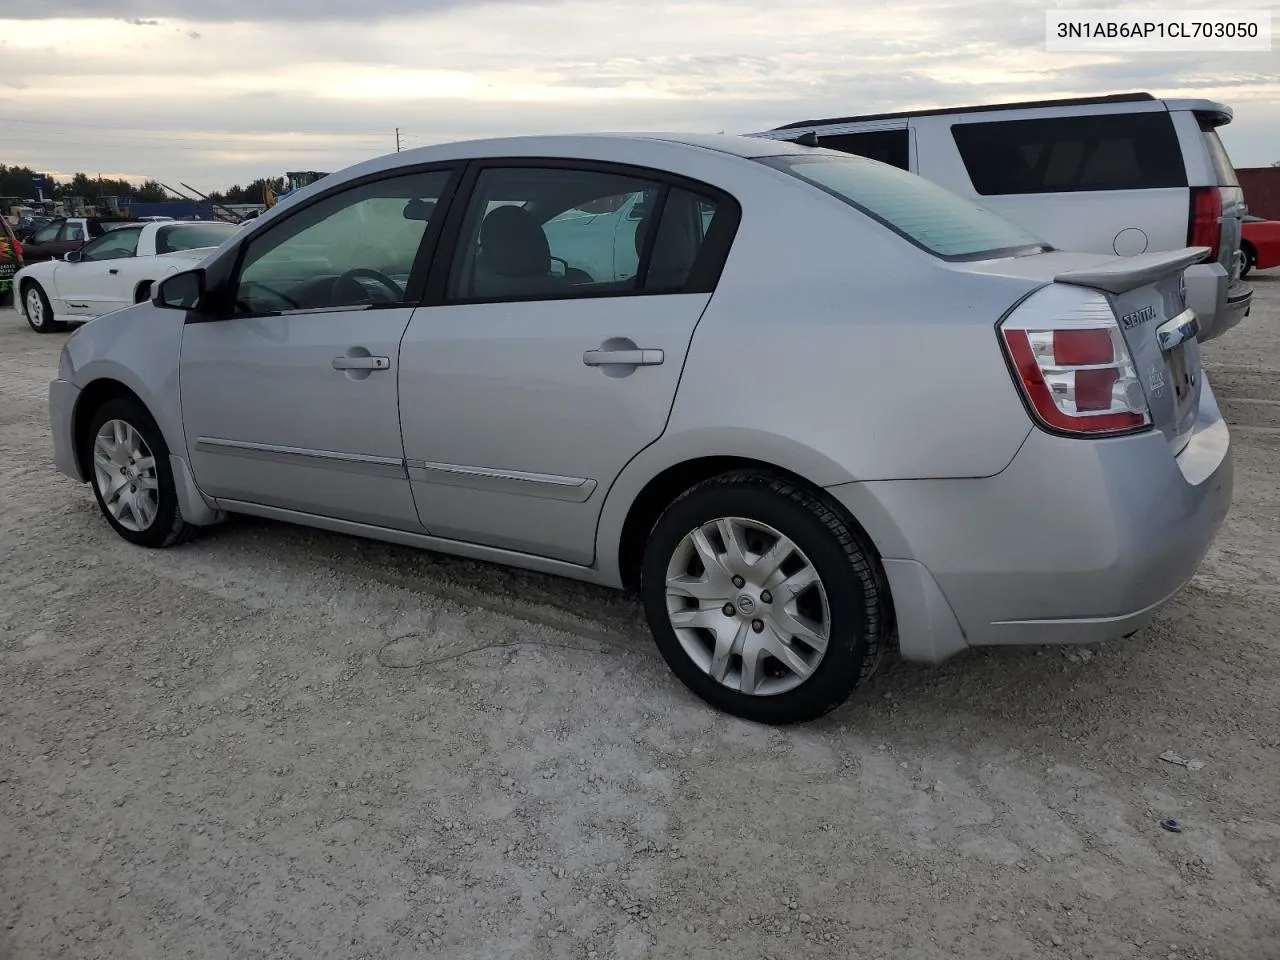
[155,268,205,310]
[64,250,83,263]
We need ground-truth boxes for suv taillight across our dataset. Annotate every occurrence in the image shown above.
[1188,186,1222,261]
[999,285,1151,436]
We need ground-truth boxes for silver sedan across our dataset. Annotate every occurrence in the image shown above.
[48,133,1232,723]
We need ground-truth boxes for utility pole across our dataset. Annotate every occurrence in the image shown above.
[395,128,401,152]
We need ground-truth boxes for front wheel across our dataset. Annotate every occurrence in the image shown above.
[23,281,64,333]
[1241,244,1256,279]
[640,472,890,724]
[85,397,199,548]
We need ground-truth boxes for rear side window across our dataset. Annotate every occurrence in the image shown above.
[1198,120,1239,187]
[951,113,1187,195]
[761,153,1046,260]
[811,130,909,170]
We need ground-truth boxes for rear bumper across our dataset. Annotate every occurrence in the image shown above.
[49,378,84,482]
[829,378,1232,661]
[1185,261,1251,341]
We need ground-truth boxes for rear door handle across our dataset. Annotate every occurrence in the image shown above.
[332,355,390,370]
[583,349,664,366]
[108,268,118,275]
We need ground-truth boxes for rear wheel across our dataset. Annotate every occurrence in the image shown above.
[1241,243,1256,279]
[23,281,63,333]
[134,281,153,303]
[640,471,890,724]
[85,397,199,548]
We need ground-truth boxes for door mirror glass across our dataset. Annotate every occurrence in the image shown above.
[63,250,83,263]
[156,269,205,310]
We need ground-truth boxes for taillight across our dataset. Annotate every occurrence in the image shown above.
[1000,285,1151,436]
[1188,186,1222,261]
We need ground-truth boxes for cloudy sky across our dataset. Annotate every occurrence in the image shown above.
[1,0,1276,192]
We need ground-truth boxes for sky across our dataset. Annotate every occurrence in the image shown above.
[1,0,1276,193]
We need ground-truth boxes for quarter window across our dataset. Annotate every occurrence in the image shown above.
[157,222,238,254]
[61,223,86,242]
[951,113,1187,195]
[232,168,453,315]
[446,166,725,302]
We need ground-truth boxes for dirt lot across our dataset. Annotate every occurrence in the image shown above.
[2,276,1278,960]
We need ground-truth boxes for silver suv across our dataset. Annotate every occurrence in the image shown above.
[751,92,1253,341]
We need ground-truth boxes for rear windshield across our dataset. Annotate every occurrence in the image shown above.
[760,153,1047,260]
[1198,121,1239,187]
[156,222,237,254]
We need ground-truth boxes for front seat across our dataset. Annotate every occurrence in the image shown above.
[473,205,565,298]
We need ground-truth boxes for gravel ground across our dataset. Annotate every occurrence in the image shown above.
[2,276,1278,960]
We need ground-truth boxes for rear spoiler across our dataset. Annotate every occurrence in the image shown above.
[1054,247,1209,294]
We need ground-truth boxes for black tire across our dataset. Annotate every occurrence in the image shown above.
[640,471,890,724]
[1241,243,1255,279]
[22,281,64,333]
[134,281,153,304]
[84,397,200,548]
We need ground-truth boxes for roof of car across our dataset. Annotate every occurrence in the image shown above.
[768,92,1233,130]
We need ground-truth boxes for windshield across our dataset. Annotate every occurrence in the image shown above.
[759,152,1048,260]
[156,222,238,254]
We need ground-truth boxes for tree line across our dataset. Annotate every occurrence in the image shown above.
[0,165,287,206]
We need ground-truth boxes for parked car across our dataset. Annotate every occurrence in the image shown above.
[751,92,1253,342]
[1240,214,1279,277]
[16,215,52,241]
[19,216,134,263]
[15,220,238,331]
[0,217,23,307]
[47,134,1232,723]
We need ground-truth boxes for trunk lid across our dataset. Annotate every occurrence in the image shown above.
[1055,248,1208,453]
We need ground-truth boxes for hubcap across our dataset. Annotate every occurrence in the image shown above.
[664,517,831,697]
[91,419,160,532]
[26,289,43,327]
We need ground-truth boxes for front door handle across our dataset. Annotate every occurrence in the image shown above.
[583,348,664,367]
[109,268,119,275]
[332,355,390,370]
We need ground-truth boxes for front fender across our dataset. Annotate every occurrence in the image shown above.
[62,303,188,461]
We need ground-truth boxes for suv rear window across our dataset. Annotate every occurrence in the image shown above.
[761,152,1046,260]
[951,113,1187,195]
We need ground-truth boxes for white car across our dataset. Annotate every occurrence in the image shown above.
[15,220,240,333]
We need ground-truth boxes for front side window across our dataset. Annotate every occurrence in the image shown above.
[951,113,1187,195]
[447,166,724,301]
[79,227,142,261]
[761,153,1046,260]
[232,168,452,315]
[813,130,910,170]
[32,222,61,244]
[157,222,238,254]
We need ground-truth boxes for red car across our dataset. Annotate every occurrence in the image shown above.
[1241,214,1280,278]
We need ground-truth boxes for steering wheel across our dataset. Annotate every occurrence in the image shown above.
[335,268,404,303]
[235,281,300,313]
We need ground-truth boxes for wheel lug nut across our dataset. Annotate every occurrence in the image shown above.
[761,591,772,604]
[751,619,764,633]
[722,603,736,617]
[731,576,745,589]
